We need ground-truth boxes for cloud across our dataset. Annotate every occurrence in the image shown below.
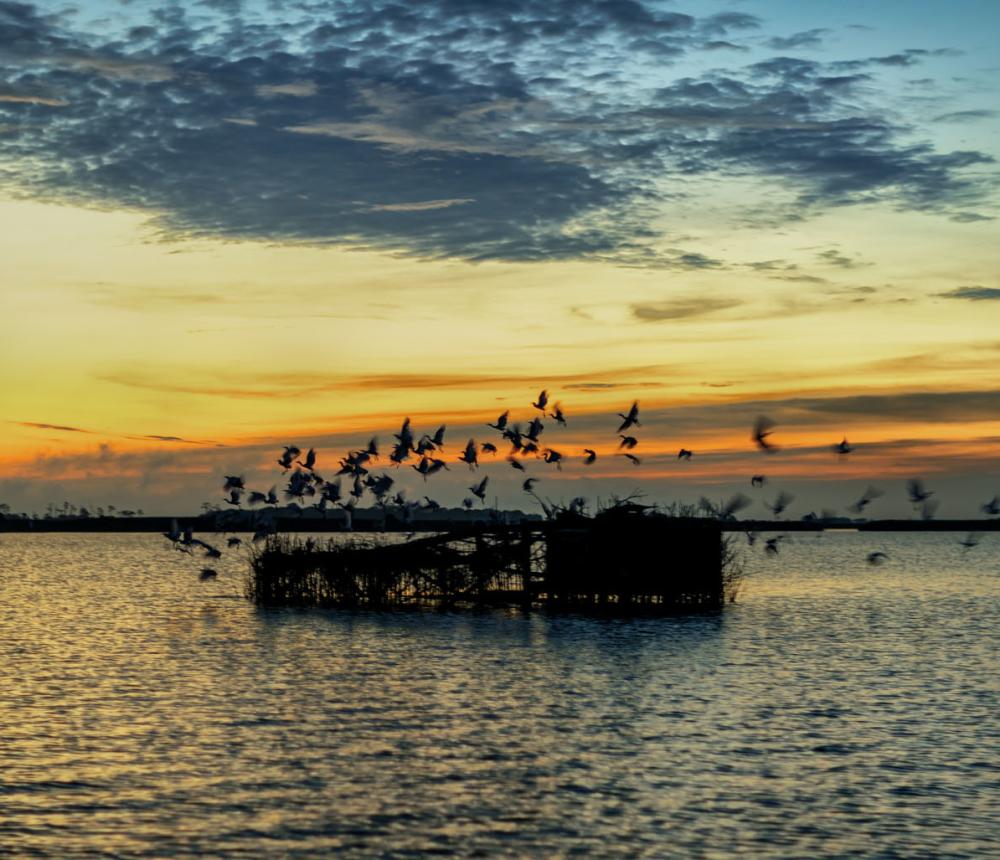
[16,421,93,433]
[632,297,741,322]
[933,109,997,123]
[0,1,994,263]
[937,286,1000,301]
[766,29,828,50]
[368,198,475,212]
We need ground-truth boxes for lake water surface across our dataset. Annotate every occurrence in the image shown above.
[1,531,997,857]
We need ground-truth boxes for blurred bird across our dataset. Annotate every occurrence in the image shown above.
[469,476,489,503]
[507,456,526,472]
[227,536,242,548]
[906,479,934,506]
[618,435,638,450]
[833,437,854,456]
[458,439,479,469]
[481,442,498,455]
[678,448,692,460]
[867,551,889,566]
[767,491,795,518]
[199,568,218,581]
[523,478,539,493]
[583,449,597,465]
[751,475,767,488]
[848,486,884,514]
[224,488,243,507]
[623,453,642,466]
[277,446,300,470]
[550,403,567,426]
[752,416,778,452]
[532,389,549,412]
[765,536,784,556]
[617,401,640,433]
[223,475,245,491]
[981,496,1000,516]
[542,449,564,470]
[488,410,510,432]
[297,448,317,470]
[959,532,980,550]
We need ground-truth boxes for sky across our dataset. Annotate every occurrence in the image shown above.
[1,0,999,519]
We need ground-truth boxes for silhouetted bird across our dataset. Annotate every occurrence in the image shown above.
[526,417,545,442]
[623,453,641,466]
[618,435,638,450]
[617,401,640,433]
[765,536,784,556]
[277,446,300,470]
[906,479,934,505]
[458,439,479,469]
[523,478,538,493]
[199,568,218,581]
[867,551,888,565]
[507,456,526,471]
[542,449,564,469]
[481,442,498,454]
[422,497,441,512]
[583,449,597,465]
[297,448,317,470]
[164,519,182,544]
[678,448,692,460]
[532,389,549,412]
[550,403,567,426]
[488,410,510,432]
[227,536,242,548]
[469,476,489,503]
[752,416,778,452]
[767,491,794,518]
[848,485,884,514]
[223,475,245,491]
[462,497,475,510]
[719,493,751,520]
[833,437,854,456]
[981,496,1000,516]
[751,475,766,488]
[224,488,242,507]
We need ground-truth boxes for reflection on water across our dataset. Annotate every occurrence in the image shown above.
[1,532,997,857]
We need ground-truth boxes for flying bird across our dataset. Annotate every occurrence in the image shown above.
[542,449,564,469]
[507,456,526,471]
[617,401,640,433]
[277,446,301,470]
[833,437,854,456]
[618,435,638,450]
[848,486,884,514]
[481,442,498,454]
[767,491,795,518]
[550,403,567,426]
[458,439,479,469]
[867,551,889,566]
[223,475,245,491]
[677,448,693,460]
[199,568,218,581]
[488,410,510,432]
[981,496,1000,516]
[297,448,317,470]
[751,475,767,488]
[469,476,489,503]
[532,389,549,412]
[523,478,539,493]
[906,479,934,506]
[583,449,597,465]
[623,453,642,466]
[959,532,980,550]
[752,416,778,452]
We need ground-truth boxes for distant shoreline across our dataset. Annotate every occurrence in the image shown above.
[3,515,999,534]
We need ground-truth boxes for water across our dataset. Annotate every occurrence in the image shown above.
[1,532,997,858]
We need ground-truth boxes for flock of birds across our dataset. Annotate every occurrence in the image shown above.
[162,391,998,578]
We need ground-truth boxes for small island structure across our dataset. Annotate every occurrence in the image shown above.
[247,503,741,612]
